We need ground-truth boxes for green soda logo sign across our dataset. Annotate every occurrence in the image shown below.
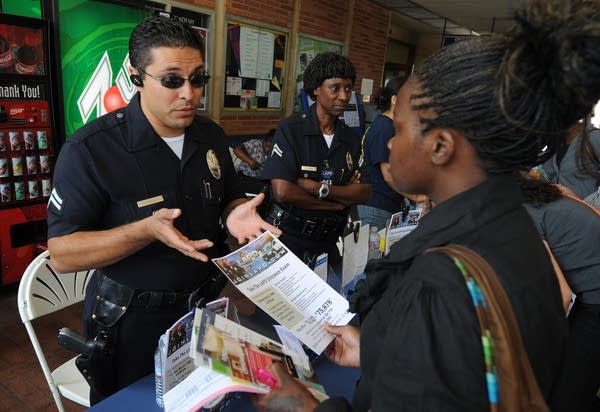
[77,51,135,124]
[59,0,148,138]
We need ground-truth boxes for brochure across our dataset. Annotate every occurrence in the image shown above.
[162,310,196,394]
[384,208,423,255]
[212,231,355,354]
[163,308,326,412]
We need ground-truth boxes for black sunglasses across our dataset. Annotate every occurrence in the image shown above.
[138,67,210,89]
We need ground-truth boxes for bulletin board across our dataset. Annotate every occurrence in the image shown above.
[294,35,343,112]
[224,21,288,112]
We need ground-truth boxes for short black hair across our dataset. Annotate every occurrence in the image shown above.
[129,15,205,72]
[410,0,600,174]
[375,76,406,112]
[303,52,356,100]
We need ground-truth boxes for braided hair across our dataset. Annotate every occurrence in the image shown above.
[411,0,600,174]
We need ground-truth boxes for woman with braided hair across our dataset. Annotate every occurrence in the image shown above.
[252,1,600,411]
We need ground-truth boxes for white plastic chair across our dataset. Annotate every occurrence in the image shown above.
[17,250,93,411]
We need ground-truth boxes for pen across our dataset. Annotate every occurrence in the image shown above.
[203,180,212,199]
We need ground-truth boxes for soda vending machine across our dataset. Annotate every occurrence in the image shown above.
[0,14,56,285]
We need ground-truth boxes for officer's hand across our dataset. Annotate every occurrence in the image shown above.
[148,208,213,261]
[226,193,282,244]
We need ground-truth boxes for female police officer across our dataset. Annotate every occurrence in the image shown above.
[261,52,370,267]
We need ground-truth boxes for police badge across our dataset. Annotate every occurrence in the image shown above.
[206,149,221,179]
[346,152,354,170]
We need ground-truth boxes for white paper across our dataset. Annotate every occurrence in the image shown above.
[239,27,274,80]
[267,91,281,108]
[360,78,373,96]
[313,253,328,281]
[226,76,242,95]
[256,79,270,97]
[164,368,239,412]
[341,92,360,127]
[240,27,259,78]
[256,30,274,80]
[342,222,369,287]
[212,232,355,354]
[273,325,312,372]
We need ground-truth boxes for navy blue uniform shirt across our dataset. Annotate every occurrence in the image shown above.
[47,93,245,290]
[362,114,405,213]
[261,103,362,258]
[262,103,361,220]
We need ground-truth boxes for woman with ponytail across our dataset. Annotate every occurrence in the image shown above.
[253,1,600,411]
[540,119,600,199]
[357,77,408,230]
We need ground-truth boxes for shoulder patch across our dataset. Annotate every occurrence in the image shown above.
[47,187,64,215]
[272,143,283,158]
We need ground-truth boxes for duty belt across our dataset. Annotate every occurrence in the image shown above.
[95,272,210,312]
[264,202,347,241]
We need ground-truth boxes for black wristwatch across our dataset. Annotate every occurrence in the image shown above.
[318,182,330,199]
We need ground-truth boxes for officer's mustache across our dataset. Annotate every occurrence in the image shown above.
[173,99,196,110]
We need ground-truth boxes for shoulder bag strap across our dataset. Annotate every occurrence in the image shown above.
[428,244,549,412]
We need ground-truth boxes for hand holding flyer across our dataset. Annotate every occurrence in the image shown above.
[212,231,355,354]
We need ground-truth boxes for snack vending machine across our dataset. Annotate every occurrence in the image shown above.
[0,14,56,285]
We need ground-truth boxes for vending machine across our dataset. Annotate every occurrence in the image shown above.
[0,14,55,285]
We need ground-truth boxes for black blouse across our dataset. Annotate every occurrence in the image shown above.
[318,175,568,411]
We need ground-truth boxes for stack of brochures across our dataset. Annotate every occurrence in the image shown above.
[160,305,329,411]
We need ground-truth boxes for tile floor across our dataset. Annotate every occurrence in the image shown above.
[0,283,86,412]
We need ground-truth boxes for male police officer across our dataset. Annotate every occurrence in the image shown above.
[47,16,279,403]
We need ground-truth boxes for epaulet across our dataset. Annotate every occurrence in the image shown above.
[69,109,126,143]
